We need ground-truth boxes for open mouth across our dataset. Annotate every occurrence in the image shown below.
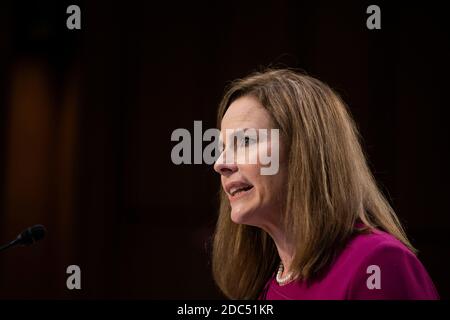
[228,184,254,198]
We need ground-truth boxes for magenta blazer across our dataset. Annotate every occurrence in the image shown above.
[259,225,439,300]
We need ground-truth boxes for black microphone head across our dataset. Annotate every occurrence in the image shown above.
[16,224,46,246]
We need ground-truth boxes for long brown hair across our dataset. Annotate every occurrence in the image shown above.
[212,68,415,299]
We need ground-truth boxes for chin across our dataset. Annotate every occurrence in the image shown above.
[230,212,246,224]
[230,207,259,226]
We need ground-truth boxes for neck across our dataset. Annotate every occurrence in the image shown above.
[261,221,295,277]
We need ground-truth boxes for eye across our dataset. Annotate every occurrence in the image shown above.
[240,135,256,147]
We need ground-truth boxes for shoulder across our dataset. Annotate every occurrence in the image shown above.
[341,228,439,299]
[343,227,412,264]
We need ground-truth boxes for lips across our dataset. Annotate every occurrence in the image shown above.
[225,181,254,200]
[230,185,253,196]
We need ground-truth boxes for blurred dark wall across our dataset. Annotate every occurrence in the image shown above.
[0,0,449,299]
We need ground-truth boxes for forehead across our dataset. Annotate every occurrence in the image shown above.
[221,95,272,130]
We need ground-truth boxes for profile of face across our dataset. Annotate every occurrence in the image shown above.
[214,95,287,231]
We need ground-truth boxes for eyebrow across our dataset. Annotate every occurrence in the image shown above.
[222,128,255,135]
[218,128,258,144]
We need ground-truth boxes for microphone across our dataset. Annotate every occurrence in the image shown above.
[0,225,46,252]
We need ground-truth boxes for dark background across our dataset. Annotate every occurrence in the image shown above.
[0,0,449,299]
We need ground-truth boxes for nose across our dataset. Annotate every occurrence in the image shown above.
[214,151,238,176]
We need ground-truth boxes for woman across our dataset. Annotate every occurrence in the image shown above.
[212,69,439,300]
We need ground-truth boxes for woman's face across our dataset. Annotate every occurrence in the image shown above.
[214,95,287,231]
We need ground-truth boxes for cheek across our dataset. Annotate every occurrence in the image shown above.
[256,169,287,203]
[253,176,274,201]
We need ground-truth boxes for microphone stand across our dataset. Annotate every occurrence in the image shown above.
[0,239,19,252]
